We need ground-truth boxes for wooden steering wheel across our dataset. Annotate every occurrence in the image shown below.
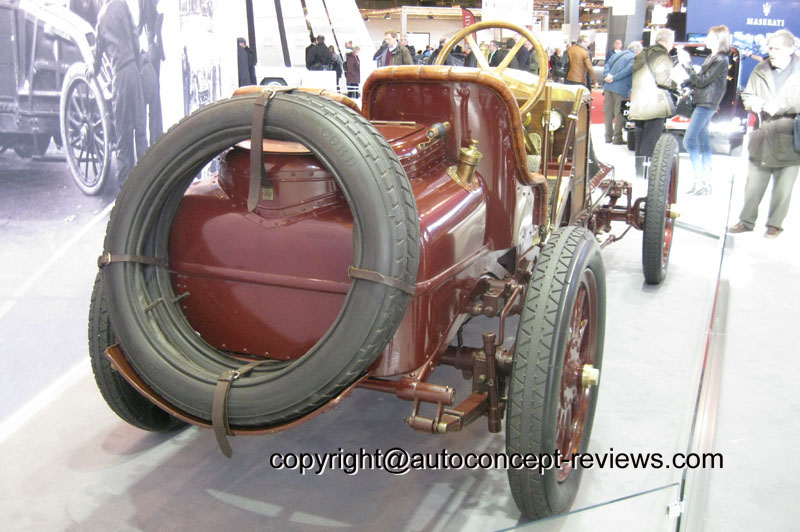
[434,21,550,116]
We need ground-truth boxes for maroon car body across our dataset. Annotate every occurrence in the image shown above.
[91,21,680,522]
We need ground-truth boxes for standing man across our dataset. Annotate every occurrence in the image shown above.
[489,39,519,69]
[566,35,597,88]
[606,39,623,61]
[237,37,257,86]
[137,0,163,142]
[305,35,318,69]
[345,46,361,98]
[314,35,333,70]
[517,37,532,72]
[94,0,147,187]
[602,41,642,144]
[629,28,676,177]
[728,29,800,239]
[400,35,416,60]
[463,41,477,68]
[429,37,446,64]
[526,41,540,75]
[487,40,500,66]
[377,30,413,66]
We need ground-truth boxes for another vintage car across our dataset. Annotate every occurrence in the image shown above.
[88,22,680,520]
[624,43,746,154]
[0,0,113,194]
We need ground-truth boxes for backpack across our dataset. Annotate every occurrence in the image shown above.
[552,56,569,78]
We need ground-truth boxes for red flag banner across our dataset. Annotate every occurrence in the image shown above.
[461,8,475,27]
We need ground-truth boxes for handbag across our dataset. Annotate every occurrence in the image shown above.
[674,87,694,119]
[794,114,800,153]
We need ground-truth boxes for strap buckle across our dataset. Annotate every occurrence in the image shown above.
[218,370,241,383]
[211,359,269,458]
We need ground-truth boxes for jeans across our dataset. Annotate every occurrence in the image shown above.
[683,106,715,183]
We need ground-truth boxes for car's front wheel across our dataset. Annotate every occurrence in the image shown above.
[507,226,606,519]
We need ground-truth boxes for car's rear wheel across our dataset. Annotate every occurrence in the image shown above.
[642,134,679,285]
[89,272,186,432]
[60,62,112,195]
[101,91,419,427]
[507,226,606,519]
[260,77,287,87]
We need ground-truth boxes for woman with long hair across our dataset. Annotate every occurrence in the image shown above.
[683,25,731,195]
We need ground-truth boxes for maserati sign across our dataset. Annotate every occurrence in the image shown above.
[746,1,785,26]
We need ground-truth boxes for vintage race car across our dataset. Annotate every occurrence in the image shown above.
[0,0,114,194]
[88,21,680,520]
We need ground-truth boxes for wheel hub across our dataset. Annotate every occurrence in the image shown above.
[581,364,599,387]
[668,203,680,219]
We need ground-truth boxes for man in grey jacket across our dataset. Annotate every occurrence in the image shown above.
[728,30,800,238]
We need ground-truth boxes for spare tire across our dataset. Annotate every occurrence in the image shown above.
[101,91,419,427]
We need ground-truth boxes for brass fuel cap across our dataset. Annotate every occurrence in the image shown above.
[447,139,483,191]
[459,139,483,166]
[581,364,600,388]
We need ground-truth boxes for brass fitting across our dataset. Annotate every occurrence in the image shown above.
[669,204,680,219]
[447,139,483,191]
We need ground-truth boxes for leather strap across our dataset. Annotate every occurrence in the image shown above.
[212,359,269,458]
[348,266,415,296]
[248,91,276,212]
[97,253,168,268]
[644,46,673,91]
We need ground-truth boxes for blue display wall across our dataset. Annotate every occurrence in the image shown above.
[686,0,800,85]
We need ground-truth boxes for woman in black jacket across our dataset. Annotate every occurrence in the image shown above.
[683,25,731,195]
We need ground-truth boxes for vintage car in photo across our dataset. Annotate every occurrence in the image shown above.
[88,21,680,521]
[0,0,114,194]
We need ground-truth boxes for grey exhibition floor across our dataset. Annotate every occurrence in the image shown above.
[0,125,798,531]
